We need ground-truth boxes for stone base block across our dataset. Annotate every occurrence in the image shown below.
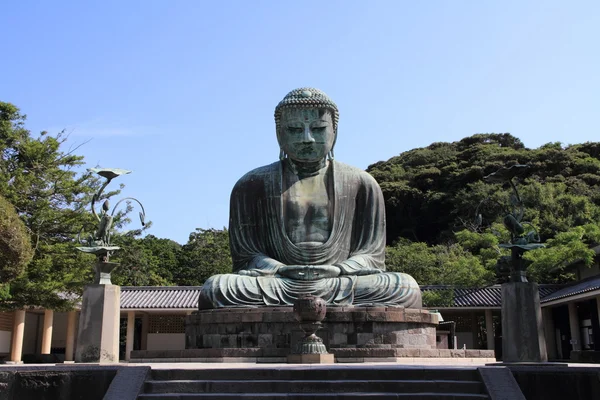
[129,347,496,363]
[185,306,439,354]
[501,282,547,363]
[75,284,120,363]
[287,353,335,364]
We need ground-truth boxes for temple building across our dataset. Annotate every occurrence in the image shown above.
[1,245,599,363]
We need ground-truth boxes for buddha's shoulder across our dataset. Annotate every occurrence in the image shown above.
[233,162,280,189]
[334,161,380,187]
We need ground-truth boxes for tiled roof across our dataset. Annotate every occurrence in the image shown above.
[120,286,202,309]
[540,275,600,303]
[421,285,562,308]
[119,284,565,309]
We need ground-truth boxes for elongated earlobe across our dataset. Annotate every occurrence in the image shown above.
[280,149,286,161]
[327,150,335,161]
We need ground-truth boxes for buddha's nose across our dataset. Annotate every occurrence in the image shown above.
[302,125,316,143]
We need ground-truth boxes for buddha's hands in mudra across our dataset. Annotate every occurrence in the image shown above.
[237,269,277,277]
[236,265,341,280]
[277,265,341,281]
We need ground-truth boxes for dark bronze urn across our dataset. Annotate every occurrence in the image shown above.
[292,295,328,355]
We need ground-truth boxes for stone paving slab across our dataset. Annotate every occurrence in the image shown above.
[1,361,598,369]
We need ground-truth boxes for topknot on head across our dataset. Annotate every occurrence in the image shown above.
[274,88,339,133]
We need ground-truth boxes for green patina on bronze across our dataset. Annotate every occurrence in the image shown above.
[198,88,422,309]
[77,168,146,284]
[477,164,544,283]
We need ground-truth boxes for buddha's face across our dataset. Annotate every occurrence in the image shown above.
[278,108,335,163]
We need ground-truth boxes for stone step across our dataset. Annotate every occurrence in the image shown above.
[144,379,485,394]
[138,393,489,400]
[150,367,481,382]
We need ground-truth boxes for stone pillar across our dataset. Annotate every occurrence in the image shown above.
[485,309,495,350]
[75,284,121,363]
[140,314,149,351]
[125,311,135,361]
[41,309,54,354]
[568,302,581,352]
[471,312,479,349]
[64,311,77,362]
[542,307,557,360]
[10,310,26,363]
[501,282,548,362]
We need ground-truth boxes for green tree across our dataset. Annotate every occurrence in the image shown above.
[0,102,107,310]
[386,239,494,287]
[175,228,232,286]
[386,237,495,307]
[524,224,600,283]
[0,194,33,299]
[111,234,181,286]
[370,133,600,285]
[368,133,600,246]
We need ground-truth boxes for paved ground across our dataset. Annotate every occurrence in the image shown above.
[1,361,598,369]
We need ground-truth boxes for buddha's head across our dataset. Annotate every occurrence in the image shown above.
[275,88,339,163]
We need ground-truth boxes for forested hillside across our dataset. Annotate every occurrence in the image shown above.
[369,133,600,287]
[367,133,600,245]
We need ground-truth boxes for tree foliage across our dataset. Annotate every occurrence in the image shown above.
[0,102,104,310]
[369,133,600,284]
[174,228,232,286]
[111,234,180,286]
[368,134,600,245]
[524,224,600,283]
[386,239,495,287]
[0,194,33,298]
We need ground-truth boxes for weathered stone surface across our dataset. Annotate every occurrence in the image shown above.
[257,334,272,347]
[75,284,120,363]
[332,333,348,345]
[502,282,548,362]
[0,366,124,400]
[480,350,496,358]
[130,346,495,362]
[104,366,149,400]
[395,348,421,357]
[478,367,526,400]
[185,307,439,358]
[287,353,334,364]
[331,348,397,358]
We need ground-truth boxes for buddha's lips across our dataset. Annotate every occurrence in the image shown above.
[293,143,324,154]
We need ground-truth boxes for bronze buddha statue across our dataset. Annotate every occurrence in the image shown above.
[198,88,421,309]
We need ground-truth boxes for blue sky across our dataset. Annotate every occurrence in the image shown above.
[2,1,599,244]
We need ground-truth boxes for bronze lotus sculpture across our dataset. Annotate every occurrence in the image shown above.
[77,168,146,284]
[477,164,544,283]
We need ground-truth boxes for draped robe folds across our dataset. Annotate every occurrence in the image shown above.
[198,160,422,308]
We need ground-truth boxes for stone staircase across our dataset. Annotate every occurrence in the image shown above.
[137,366,491,399]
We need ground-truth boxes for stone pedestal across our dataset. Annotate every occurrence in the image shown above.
[182,306,439,362]
[287,353,334,364]
[130,307,496,363]
[75,284,121,363]
[501,282,547,362]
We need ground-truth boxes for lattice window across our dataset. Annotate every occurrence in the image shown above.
[440,312,475,332]
[0,312,13,331]
[148,315,185,334]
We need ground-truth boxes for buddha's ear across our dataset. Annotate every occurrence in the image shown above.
[318,108,338,152]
